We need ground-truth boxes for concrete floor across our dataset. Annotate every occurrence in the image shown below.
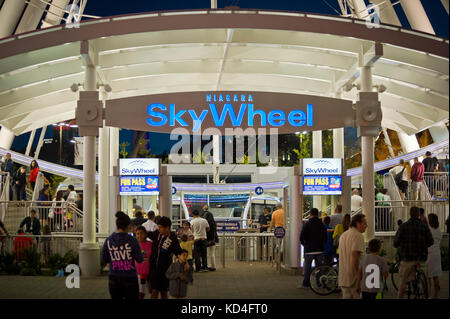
[0,261,447,299]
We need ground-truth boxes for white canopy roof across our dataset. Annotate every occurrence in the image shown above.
[0,9,448,136]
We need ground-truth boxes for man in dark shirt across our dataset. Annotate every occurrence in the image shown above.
[258,207,271,233]
[422,151,439,198]
[394,206,433,299]
[299,208,327,289]
[148,216,182,299]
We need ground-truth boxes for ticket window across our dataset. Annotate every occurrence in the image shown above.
[121,195,159,218]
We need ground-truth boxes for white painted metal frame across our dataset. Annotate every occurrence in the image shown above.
[0,10,448,136]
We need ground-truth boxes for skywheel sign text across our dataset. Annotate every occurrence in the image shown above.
[105,92,354,134]
[303,158,342,175]
[119,159,160,176]
[146,93,313,132]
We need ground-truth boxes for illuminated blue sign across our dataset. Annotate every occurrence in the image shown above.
[303,176,342,195]
[146,94,313,132]
[119,176,159,195]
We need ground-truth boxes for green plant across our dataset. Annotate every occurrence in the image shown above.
[46,253,65,271]
[49,175,66,195]
[441,246,449,271]
[0,252,19,274]
[374,173,384,189]
[63,250,79,267]
[21,247,42,275]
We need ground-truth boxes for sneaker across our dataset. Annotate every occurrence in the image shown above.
[201,268,209,272]
[297,283,309,289]
[208,268,216,271]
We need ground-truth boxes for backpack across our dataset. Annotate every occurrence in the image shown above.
[394,167,405,185]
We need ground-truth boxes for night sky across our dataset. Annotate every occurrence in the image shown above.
[10,0,449,156]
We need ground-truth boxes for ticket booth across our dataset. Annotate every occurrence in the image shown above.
[295,158,350,269]
[118,158,161,218]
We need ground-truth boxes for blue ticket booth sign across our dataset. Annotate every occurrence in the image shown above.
[119,176,160,195]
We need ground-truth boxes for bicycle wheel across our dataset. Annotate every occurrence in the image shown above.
[309,265,338,296]
[413,271,429,299]
[390,262,399,291]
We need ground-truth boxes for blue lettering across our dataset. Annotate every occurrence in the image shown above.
[219,94,224,102]
[288,110,306,126]
[146,103,167,126]
[226,94,231,102]
[247,104,267,126]
[268,110,286,126]
[241,94,246,102]
[307,104,313,126]
[233,95,238,102]
[188,109,208,132]
[206,94,212,102]
[169,104,187,127]
[248,94,253,102]
[209,103,247,126]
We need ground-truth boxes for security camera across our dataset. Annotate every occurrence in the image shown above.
[374,84,386,93]
[104,84,112,92]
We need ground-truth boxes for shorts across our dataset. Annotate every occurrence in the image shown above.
[411,181,421,192]
[399,261,424,284]
[138,275,151,294]
[397,181,408,194]
[149,271,169,292]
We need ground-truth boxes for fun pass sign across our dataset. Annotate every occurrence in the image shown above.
[105,92,354,134]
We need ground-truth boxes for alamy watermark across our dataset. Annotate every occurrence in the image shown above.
[65,264,80,289]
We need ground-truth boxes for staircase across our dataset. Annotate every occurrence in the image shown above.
[2,204,27,233]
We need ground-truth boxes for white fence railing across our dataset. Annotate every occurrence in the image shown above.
[0,200,96,233]
[424,172,449,200]
[0,172,10,221]
[374,199,448,233]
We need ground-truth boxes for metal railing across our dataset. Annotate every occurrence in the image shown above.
[0,200,95,233]
[0,172,10,221]
[217,233,276,268]
[0,233,108,259]
[374,199,448,233]
[424,172,449,200]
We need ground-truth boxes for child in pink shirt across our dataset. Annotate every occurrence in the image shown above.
[135,226,152,299]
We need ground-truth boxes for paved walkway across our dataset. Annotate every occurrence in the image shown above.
[0,261,448,299]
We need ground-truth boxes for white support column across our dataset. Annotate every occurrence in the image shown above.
[370,0,402,26]
[15,0,47,34]
[211,0,217,9]
[109,127,119,175]
[398,131,421,165]
[83,63,96,246]
[312,130,322,210]
[78,55,100,277]
[25,129,36,157]
[428,123,449,143]
[159,166,172,218]
[0,125,15,150]
[382,128,395,158]
[400,0,435,34]
[98,88,110,236]
[360,65,375,241]
[288,167,301,269]
[0,0,27,38]
[352,0,370,18]
[40,0,71,28]
[213,135,220,184]
[333,92,345,160]
[34,126,47,159]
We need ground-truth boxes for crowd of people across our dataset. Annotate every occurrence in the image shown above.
[298,203,444,299]
[102,205,219,299]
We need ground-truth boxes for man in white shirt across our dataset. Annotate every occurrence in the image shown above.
[351,189,363,213]
[66,185,78,204]
[329,205,343,229]
[338,214,367,299]
[142,210,158,232]
[190,210,210,272]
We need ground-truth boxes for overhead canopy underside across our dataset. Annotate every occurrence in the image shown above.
[0,10,448,136]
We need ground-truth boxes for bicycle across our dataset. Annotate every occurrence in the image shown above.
[390,261,429,299]
[309,261,339,296]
